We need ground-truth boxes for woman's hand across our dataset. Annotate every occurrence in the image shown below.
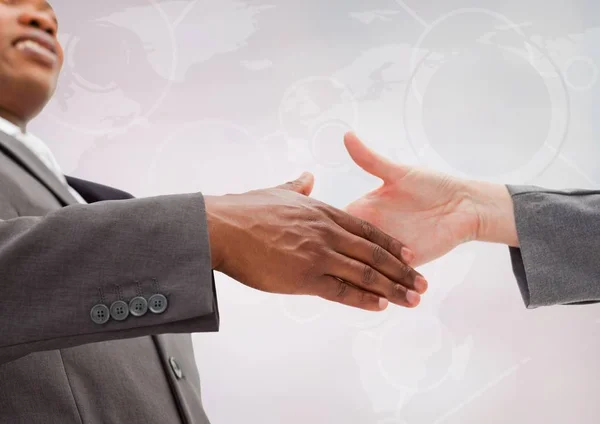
[343,132,518,267]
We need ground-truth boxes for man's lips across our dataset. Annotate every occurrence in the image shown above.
[13,30,57,53]
[12,31,58,66]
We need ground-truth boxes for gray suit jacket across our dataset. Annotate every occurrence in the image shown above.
[508,185,600,308]
[0,131,219,424]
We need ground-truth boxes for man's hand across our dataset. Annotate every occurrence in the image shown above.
[342,132,518,267]
[204,172,427,311]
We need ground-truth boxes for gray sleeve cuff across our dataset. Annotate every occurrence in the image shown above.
[506,184,600,308]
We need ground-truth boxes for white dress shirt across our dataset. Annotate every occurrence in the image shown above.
[0,116,87,204]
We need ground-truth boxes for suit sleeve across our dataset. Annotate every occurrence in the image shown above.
[506,184,600,308]
[0,192,219,364]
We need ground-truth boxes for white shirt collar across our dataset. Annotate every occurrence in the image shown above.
[0,115,87,203]
[0,115,65,178]
[0,114,68,184]
[0,115,25,138]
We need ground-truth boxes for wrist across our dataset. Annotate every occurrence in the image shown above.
[204,195,228,272]
[467,180,519,247]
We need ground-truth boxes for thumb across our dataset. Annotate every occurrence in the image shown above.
[344,132,405,181]
[277,171,315,196]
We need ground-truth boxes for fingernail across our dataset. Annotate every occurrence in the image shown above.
[414,276,428,294]
[401,247,414,264]
[378,297,388,310]
[406,290,420,306]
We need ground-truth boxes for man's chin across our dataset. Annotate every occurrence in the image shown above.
[2,73,56,122]
[22,69,57,94]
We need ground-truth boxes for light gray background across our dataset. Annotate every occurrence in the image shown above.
[34,1,600,423]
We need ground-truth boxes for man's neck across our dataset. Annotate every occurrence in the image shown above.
[0,108,26,133]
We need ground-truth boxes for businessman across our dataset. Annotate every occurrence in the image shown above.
[344,131,600,308]
[0,1,428,423]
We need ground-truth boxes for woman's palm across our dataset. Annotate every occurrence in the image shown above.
[344,134,479,267]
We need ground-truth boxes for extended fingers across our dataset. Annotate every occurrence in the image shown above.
[326,253,421,308]
[327,208,414,262]
[334,232,427,294]
[319,210,427,294]
[318,276,389,311]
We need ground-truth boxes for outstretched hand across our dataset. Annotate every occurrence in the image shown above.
[205,171,429,312]
[343,132,483,267]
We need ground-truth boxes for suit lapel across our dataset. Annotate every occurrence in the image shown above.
[0,131,78,206]
[65,176,134,203]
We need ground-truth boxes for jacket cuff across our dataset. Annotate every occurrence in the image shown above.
[506,184,600,308]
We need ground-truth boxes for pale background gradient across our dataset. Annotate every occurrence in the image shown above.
[33,1,600,423]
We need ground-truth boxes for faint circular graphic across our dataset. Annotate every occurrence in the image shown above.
[279,76,359,169]
[216,275,272,307]
[278,295,329,324]
[329,298,394,330]
[310,120,356,170]
[335,307,392,330]
[564,56,598,91]
[46,0,177,135]
[146,119,277,195]
[377,420,395,424]
[403,8,569,183]
[258,130,313,180]
[377,418,408,424]
[377,316,455,393]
